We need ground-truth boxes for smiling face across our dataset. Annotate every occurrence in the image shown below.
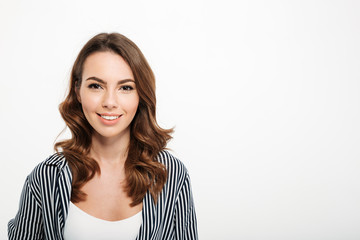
[77,51,139,141]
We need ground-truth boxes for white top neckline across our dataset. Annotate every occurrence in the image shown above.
[69,201,142,223]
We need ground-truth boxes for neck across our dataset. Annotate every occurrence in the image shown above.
[90,129,131,167]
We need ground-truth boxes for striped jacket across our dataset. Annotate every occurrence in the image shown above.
[8,151,198,240]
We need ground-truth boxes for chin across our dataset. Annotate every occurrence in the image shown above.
[93,128,131,140]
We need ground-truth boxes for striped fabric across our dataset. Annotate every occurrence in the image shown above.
[8,151,198,240]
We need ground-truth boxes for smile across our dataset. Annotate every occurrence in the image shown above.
[97,113,121,120]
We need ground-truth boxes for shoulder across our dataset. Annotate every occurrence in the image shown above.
[28,152,69,187]
[32,152,67,174]
[156,150,189,185]
[42,152,67,168]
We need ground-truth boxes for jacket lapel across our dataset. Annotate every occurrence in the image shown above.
[47,159,72,240]
[137,191,158,240]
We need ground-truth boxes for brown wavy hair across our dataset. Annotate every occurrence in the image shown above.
[55,33,173,206]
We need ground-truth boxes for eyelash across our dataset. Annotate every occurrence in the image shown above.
[120,85,134,91]
[87,84,134,91]
[88,83,102,89]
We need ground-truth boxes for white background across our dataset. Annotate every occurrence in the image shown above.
[1,0,360,239]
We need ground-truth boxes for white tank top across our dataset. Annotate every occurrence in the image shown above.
[63,202,142,240]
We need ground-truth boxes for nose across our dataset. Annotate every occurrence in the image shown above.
[102,90,118,109]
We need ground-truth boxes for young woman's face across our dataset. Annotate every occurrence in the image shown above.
[78,51,139,140]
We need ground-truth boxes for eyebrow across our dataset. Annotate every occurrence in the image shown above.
[85,76,135,85]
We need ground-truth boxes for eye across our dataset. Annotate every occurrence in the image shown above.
[88,83,102,89]
[120,85,134,91]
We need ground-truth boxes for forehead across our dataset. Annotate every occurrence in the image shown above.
[82,51,134,80]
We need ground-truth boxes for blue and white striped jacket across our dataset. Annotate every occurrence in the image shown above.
[8,151,198,240]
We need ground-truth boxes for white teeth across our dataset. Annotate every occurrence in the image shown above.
[101,115,120,120]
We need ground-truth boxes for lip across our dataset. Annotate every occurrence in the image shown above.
[96,113,122,125]
[97,113,121,117]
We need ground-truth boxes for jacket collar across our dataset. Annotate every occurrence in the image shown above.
[44,152,68,169]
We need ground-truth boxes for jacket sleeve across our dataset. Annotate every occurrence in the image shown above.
[174,172,198,240]
[8,176,43,240]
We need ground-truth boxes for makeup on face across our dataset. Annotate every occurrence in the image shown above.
[79,51,139,139]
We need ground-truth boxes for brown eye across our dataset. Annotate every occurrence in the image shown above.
[120,85,134,91]
[88,83,102,89]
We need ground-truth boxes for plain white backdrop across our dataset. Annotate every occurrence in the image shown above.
[1,0,360,239]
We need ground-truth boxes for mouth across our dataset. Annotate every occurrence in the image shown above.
[97,113,121,120]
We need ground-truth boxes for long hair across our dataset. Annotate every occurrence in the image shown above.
[55,33,173,206]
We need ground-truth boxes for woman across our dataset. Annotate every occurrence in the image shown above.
[8,33,198,240]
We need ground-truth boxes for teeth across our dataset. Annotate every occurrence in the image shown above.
[101,115,120,120]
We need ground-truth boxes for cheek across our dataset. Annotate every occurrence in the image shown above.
[80,94,100,113]
[121,95,139,113]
